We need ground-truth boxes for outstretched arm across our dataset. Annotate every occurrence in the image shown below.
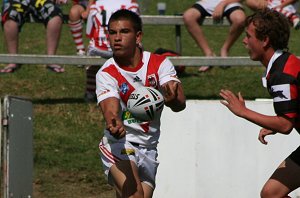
[219,89,294,134]
[160,81,186,112]
[99,97,126,139]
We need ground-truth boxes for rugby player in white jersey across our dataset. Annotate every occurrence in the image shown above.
[97,9,186,198]
[84,0,140,102]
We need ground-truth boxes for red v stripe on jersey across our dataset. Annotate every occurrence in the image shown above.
[103,64,135,104]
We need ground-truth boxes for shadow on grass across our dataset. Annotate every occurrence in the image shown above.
[32,97,93,104]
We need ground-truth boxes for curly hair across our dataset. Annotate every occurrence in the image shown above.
[245,8,290,51]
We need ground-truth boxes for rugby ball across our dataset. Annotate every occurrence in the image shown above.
[127,87,164,121]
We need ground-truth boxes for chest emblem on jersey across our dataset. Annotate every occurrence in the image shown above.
[147,74,158,88]
[120,83,129,94]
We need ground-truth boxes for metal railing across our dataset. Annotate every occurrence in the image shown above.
[0,54,261,66]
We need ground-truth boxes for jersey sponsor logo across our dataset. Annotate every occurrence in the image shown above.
[122,111,144,124]
[270,84,291,102]
[147,74,157,87]
[120,83,129,94]
[133,76,142,82]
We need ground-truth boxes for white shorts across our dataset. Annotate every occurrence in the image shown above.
[99,135,159,189]
[196,0,242,15]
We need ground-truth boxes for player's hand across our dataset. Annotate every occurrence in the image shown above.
[107,118,126,139]
[219,89,246,117]
[160,81,178,104]
[258,128,276,145]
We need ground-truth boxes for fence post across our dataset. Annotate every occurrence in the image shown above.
[2,96,33,198]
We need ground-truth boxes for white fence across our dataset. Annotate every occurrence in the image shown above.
[155,100,300,198]
[0,54,261,66]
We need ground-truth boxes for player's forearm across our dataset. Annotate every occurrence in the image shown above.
[241,108,294,134]
[100,97,120,125]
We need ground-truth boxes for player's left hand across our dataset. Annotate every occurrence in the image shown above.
[258,128,276,145]
[219,89,246,117]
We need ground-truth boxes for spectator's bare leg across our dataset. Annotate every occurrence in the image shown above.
[220,9,246,58]
[3,20,18,68]
[183,7,214,72]
[45,16,65,72]
[46,16,63,55]
[183,7,214,56]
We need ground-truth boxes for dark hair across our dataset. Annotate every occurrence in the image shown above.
[108,9,142,33]
[245,8,290,51]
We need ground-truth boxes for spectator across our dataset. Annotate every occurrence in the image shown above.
[68,0,94,58]
[245,0,300,30]
[1,0,65,73]
[183,0,246,72]
[220,9,300,198]
[84,0,139,102]
[97,9,186,197]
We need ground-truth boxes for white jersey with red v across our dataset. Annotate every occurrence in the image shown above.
[96,51,180,146]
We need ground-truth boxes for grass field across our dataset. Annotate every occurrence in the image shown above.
[1,1,300,197]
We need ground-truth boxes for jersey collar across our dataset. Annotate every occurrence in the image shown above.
[262,50,283,88]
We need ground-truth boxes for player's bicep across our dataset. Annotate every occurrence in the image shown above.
[96,71,120,103]
[158,58,180,85]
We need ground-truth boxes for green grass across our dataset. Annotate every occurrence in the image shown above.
[1,1,300,197]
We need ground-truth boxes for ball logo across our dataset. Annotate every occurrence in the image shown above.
[129,93,140,100]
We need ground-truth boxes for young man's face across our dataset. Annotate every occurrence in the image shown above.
[242,22,266,61]
[108,19,142,58]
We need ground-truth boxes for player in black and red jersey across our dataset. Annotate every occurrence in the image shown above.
[220,9,300,198]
